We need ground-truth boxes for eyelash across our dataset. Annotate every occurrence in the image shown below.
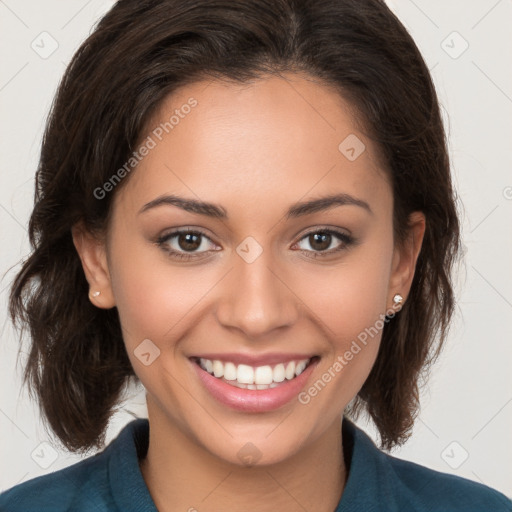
[155,227,355,261]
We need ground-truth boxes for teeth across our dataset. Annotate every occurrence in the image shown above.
[285,361,295,380]
[237,364,254,384]
[254,365,273,385]
[295,360,307,375]
[224,362,237,381]
[197,357,312,388]
[212,360,224,378]
[227,381,280,390]
[204,358,213,374]
[273,363,285,382]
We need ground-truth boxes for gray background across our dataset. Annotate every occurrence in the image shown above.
[1,0,511,498]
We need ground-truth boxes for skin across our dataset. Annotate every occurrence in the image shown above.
[72,72,425,512]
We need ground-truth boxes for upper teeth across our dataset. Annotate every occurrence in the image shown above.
[198,357,311,387]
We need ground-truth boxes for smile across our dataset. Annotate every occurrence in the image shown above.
[193,357,317,390]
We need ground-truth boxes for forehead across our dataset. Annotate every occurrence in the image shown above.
[114,73,390,219]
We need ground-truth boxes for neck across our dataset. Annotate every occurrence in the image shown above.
[139,402,347,512]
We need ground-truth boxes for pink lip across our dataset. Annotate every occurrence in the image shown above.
[190,352,315,366]
[190,357,319,413]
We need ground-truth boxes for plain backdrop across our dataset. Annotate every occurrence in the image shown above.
[1,0,511,499]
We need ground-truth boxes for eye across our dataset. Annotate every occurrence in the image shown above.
[156,229,218,260]
[293,228,354,258]
[155,227,355,262]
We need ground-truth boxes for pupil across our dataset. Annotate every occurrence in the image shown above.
[310,232,331,251]
[179,233,201,251]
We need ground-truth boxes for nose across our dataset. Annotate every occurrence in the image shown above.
[215,248,300,339]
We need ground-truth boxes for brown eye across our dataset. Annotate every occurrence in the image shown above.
[177,232,202,251]
[156,229,218,261]
[308,232,332,251]
[294,228,354,258]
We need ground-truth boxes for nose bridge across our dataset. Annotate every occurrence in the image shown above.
[215,241,299,338]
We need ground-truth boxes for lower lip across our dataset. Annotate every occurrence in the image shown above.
[191,358,319,413]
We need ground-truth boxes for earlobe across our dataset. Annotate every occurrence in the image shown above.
[388,211,426,307]
[71,222,116,309]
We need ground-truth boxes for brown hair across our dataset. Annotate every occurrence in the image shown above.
[8,0,461,453]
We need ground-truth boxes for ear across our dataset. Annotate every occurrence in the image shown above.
[388,211,426,308]
[71,221,116,309]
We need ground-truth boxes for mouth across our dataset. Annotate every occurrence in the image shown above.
[190,356,319,390]
[189,354,320,413]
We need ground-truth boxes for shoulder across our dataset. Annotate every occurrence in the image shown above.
[384,451,512,511]
[342,419,512,512]
[0,448,114,512]
[0,418,151,512]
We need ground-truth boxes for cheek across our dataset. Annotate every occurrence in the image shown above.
[298,235,393,350]
[108,226,214,348]
[294,248,393,408]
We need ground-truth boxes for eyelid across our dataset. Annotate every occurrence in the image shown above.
[156,225,355,261]
[157,226,217,243]
[291,226,354,254]
[294,224,352,240]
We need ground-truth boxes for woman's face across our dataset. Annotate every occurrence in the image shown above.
[78,73,423,466]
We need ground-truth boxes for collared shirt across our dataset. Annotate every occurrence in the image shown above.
[0,418,510,511]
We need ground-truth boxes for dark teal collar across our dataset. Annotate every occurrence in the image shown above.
[106,416,387,511]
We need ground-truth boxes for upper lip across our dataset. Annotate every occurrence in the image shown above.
[190,352,318,367]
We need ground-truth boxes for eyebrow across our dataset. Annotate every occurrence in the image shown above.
[138,193,372,219]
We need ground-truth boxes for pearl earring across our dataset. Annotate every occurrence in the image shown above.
[91,291,101,297]
[393,293,403,306]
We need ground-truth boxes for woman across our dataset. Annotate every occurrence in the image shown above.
[1,0,510,510]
